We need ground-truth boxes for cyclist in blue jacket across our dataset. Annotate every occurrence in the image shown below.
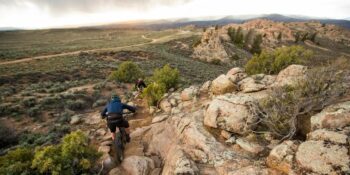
[101,94,136,142]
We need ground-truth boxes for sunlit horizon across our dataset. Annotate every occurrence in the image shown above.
[0,0,349,29]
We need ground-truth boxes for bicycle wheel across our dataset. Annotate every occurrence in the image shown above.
[113,133,124,164]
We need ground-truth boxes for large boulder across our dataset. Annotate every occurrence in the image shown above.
[204,94,264,135]
[181,86,199,101]
[226,67,247,83]
[295,140,350,174]
[266,141,298,174]
[273,64,307,87]
[121,156,155,175]
[210,74,237,95]
[310,101,350,131]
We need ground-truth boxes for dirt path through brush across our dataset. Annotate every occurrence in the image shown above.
[0,30,193,66]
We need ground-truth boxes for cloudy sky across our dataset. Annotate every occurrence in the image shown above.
[0,0,349,29]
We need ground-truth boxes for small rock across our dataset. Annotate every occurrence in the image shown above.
[102,154,116,172]
[236,138,265,155]
[221,130,232,139]
[210,74,237,95]
[100,140,113,146]
[266,140,297,174]
[226,67,247,83]
[127,102,135,107]
[225,136,236,144]
[102,134,112,141]
[150,168,162,175]
[121,156,155,175]
[70,114,82,125]
[181,86,199,101]
[200,81,211,93]
[149,106,157,115]
[98,146,111,154]
[96,128,107,136]
[109,167,123,175]
[169,98,178,107]
[152,115,169,124]
[159,99,172,113]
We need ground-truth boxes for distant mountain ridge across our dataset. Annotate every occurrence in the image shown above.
[2,14,350,31]
[100,14,350,29]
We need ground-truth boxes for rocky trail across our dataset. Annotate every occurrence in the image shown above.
[72,65,350,175]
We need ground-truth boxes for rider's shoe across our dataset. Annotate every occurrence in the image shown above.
[126,134,131,143]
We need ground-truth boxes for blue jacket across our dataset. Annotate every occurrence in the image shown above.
[101,98,136,118]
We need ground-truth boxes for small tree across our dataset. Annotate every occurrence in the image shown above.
[277,32,282,41]
[294,32,301,43]
[309,32,317,42]
[142,82,166,106]
[150,64,179,90]
[109,61,143,83]
[248,66,346,141]
[234,27,244,47]
[0,147,34,175]
[245,45,313,75]
[244,29,254,49]
[228,27,236,42]
[250,34,263,54]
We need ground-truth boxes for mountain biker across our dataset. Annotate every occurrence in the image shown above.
[135,78,147,92]
[101,94,136,142]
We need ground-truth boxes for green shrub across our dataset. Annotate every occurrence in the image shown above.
[245,45,313,75]
[0,121,18,148]
[41,96,61,106]
[65,99,86,111]
[250,34,263,54]
[0,103,21,117]
[150,64,179,90]
[27,106,41,118]
[142,82,166,106]
[22,97,36,107]
[0,131,99,175]
[210,59,222,65]
[0,147,34,175]
[228,27,244,47]
[109,61,143,83]
[31,131,100,175]
[192,38,201,48]
[93,99,107,108]
[277,32,282,41]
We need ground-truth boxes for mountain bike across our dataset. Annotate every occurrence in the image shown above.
[111,111,134,164]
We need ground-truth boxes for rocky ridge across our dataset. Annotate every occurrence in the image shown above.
[87,64,349,175]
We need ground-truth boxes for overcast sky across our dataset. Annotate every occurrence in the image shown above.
[0,0,349,29]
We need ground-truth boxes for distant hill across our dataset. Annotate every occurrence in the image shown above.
[0,27,20,31]
[99,14,350,30]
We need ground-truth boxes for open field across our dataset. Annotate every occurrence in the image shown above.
[0,28,178,61]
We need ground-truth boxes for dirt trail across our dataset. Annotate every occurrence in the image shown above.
[0,30,192,66]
